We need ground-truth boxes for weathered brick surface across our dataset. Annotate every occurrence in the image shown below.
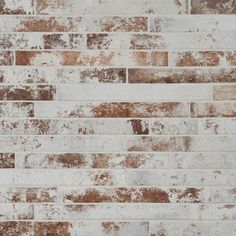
[0,0,235,235]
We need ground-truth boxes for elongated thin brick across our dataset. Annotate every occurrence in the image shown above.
[88,32,235,50]
[150,118,198,135]
[0,221,149,236]
[213,187,236,203]
[198,204,236,220]
[0,204,33,220]
[0,67,126,84]
[0,33,85,50]
[34,102,188,118]
[170,51,236,67]
[56,67,126,83]
[0,153,15,168]
[0,0,34,14]
[0,85,55,100]
[213,85,236,100]
[150,15,236,32]
[198,119,236,134]
[0,16,79,32]
[86,136,236,152]
[0,136,85,152]
[34,204,196,220]
[0,187,56,203]
[191,0,236,14]
[15,51,168,66]
[149,221,236,236]
[0,119,149,135]
[128,170,236,186]
[0,16,147,32]
[15,152,236,169]
[35,0,188,15]
[0,169,126,186]
[59,187,211,203]
[0,51,14,65]
[128,68,236,83]
[43,33,85,49]
[57,84,211,101]
[191,102,236,117]
[0,102,34,117]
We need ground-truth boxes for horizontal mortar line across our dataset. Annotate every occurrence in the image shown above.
[2,168,236,171]
[11,151,236,154]
[8,49,236,52]
[1,134,236,136]
[3,14,236,17]
[0,185,235,188]
[0,202,236,205]
[0,219,236,222]
[1,48,236,51]
[0,117,235,120]
[1,134,236,137]
[1,65,236,69]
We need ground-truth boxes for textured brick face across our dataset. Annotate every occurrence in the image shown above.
[0,1,236,235]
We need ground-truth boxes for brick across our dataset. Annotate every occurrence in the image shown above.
[0,136,85,152]
[0,221,149,236]
[34,102,189,118]
[198,119,236,134]
[150,118,198,135]
[213,187,236,203]
[15,152,236,169]
[150,15,236,32]
[35,0,188,15]
[59,187,211,203]
[191,102,236,117]
[149,221,236,236]
[34,204,196,220]
[0,51,14,65]
[0,85,55,100]
[128,68,236,83]
[0,119,149,135]
[170,51,236,67]
[0,67,126,84]
[57,84,211,101]
[0,153,15,168]
[128,170,236,186]
[0,102,34,117]
[191,0,236,14]
[15,51,168,66]
[0,16,147,32]
[0,204,33,220]
[88,33,236,50]
[43,33,85,49]
[213,85,236,100]
[0,169,126,186]
[0,16,79,32]
[0,187,56,203]
[0,0,34,14]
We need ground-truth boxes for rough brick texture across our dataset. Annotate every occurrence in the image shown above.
[0,0,236,235]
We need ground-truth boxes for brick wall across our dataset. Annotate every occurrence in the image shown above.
[0,0,236,235]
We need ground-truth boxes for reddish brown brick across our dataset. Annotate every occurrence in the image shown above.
[15,51,168,66]
[0,85,55,100]
[0,153,15,168]
[171,51,236,67]
[191,0,236,14]
[43,33,84,49]
[0,0,34,14]
[128,68,236,83]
